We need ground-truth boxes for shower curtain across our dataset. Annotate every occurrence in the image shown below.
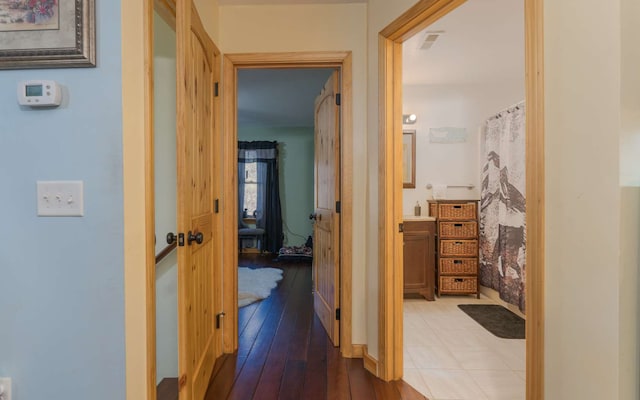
[479,101,526,313]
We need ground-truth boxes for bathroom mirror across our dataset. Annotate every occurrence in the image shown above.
[403,130,416,188]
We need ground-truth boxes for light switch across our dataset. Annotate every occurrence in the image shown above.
[37,181,84,217]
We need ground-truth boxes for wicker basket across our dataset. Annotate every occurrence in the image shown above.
[439,221,478,238]
[439,258,478,275]
[439,276,477,293]
[440,239,478,256]
[437,203,476,220]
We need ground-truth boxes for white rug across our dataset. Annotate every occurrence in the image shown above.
[238,267,283,307]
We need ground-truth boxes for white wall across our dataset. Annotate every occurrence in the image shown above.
[153,11,179,383]
[194,0,220,44]
[619,0,640,397]
[220,3,368,345]
[154,12,177,255]
[402,82,524,215]
[545,0,634,398]
[155,252,179,382]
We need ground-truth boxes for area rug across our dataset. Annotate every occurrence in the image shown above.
[238,267,283,307]
[458,304,525,339]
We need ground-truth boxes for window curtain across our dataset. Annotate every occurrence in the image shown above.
[479,101,526,313]
[237,160,246,228]
[238,141,283,253]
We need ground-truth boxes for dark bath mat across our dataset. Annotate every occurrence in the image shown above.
[458,304,525,339]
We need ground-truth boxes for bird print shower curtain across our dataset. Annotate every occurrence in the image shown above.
[479,101,526,312]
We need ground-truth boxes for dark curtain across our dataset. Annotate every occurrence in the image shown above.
[237,160,246,228]
[238,141,283,253]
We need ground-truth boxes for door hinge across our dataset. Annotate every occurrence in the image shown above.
[336,201,341,214]
[399,223,404,233]
[335,308,341,321]
[335,93,341,106]
[215,199,219,213]
[214,82,219,97]
[178,233,185,247]
[216,312,226,329]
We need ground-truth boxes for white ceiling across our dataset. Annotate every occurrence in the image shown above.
[403,0,524,85]
[236,0,524,127]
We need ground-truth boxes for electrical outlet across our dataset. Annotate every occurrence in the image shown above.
[0,377,11,400]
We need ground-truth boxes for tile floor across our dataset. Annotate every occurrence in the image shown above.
[403,295,525,400]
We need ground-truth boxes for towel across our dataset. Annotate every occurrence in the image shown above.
[432,184,447,200]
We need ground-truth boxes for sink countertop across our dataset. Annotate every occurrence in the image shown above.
[403,215,436,222]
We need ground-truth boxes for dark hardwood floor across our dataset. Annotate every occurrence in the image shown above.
[203,254,427,400]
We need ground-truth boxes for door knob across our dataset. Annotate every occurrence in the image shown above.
[309,213,317,221]
[166,232,177,245]
[188,231,204,245]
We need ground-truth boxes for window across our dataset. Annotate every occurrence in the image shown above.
[243,161,258,217]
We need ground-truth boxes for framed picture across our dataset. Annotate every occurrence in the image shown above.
[403,130,416,188]
[0,0,95,69]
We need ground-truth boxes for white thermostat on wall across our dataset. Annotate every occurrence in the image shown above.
[17,80,62,107]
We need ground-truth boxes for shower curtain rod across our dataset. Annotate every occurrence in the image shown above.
[488,100,525,121]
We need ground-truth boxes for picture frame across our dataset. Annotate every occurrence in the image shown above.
[403,130,416,188]
[0,0,95,70]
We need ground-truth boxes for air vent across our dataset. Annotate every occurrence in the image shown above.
[420,30,445,50]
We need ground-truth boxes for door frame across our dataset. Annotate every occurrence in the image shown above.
[377,2,545,400]
[221,52,355,357]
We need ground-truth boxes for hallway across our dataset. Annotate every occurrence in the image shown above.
[203,254,426,399]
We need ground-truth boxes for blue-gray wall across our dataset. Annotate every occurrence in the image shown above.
[239,127,314,246]
[0,2,125,399]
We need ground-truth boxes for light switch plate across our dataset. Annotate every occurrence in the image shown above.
[0,377,11,400]
[37,181,84,217]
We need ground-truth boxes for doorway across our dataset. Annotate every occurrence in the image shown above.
[222,52,356,357]
[400,1,526,398]
[378,1,544,399]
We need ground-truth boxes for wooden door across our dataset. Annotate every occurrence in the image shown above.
[313,71,341,346]
[176,2,222,399]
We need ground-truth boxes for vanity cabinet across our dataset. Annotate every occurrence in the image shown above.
[403,220,436,301]
[429,200,480,298]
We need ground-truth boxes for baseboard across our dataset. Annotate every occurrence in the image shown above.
[479,285,526,319]
[351,344,364,358]
[362,345,379,376]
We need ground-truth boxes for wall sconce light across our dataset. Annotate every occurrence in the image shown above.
[403,113,417,124]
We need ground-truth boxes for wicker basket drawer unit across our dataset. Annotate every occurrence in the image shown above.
[430,199,480,298]
[439,258,478,275]
[439,276,478,294]
[439,221,477,238]
[440,239,478,257]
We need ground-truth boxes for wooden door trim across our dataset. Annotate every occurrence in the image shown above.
[144,0,157,398]
[378,2,545,398]
[222,51,355,357]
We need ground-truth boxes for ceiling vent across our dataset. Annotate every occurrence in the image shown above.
[420,30,445,50]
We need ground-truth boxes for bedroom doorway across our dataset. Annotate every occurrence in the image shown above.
[222,52,355,357]
[378,0,544,398]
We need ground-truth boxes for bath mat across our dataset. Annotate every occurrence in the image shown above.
[458,304,525,339]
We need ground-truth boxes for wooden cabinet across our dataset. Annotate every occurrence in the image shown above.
[429,200,480,298]
[403,220,436,301]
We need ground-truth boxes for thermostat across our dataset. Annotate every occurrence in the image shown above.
[17,80,62,107]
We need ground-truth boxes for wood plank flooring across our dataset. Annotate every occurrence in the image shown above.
[203,254,427,400]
